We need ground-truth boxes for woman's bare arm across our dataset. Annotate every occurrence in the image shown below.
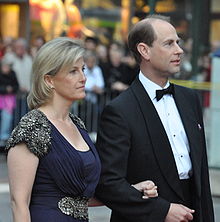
[7,143,39,222]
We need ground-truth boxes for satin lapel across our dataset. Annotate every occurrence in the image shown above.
[131,79,184,200]
[173,85,202,197]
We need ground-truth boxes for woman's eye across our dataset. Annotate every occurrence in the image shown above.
[82,67,85,72]
[69,70,76,74]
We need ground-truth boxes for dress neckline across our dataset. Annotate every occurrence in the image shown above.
[51,121,90,153]
[36,109,90,153]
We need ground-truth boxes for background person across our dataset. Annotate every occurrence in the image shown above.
[3,38,32,93]
[0,59,19,148]
[84,50,105,103]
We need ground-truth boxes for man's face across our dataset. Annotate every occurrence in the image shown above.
[84,40,96,51]
[85,57,96,70]
[148,20,183,78]
[14,42,26,57]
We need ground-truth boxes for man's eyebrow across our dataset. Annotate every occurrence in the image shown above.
[163,37,181,43]
[163,38,174,43]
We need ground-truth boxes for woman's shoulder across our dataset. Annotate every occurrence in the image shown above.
[13,109,50,131]
[69,113,87,131]
[5,109,52,158]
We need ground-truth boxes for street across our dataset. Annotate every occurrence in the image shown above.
[1,153,220,222]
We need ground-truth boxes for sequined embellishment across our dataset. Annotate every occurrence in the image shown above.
[5,109,51,158]
[58,196,89,220]
[69,113,87,131]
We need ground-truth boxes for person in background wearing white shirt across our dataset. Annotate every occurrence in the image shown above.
[3,38,32,93]
[83,50,105,133]
[84,50,104,104]
[95,14,214,222]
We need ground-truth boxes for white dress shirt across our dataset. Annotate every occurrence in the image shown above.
[139,72,192,179]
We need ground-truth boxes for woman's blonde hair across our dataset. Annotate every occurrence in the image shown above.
[27,37,85,110]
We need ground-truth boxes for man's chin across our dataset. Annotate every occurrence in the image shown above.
[170,68,180,76]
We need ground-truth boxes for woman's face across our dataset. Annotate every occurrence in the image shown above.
[49,57,87,103]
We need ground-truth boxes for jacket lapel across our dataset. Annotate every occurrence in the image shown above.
[173,85,202,197]
[131,78,184,200]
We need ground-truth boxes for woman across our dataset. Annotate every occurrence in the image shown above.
[6,37,158,222]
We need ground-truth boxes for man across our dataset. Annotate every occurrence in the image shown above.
[3,38,32,93]
[95,14,214,222]
[84,50,105,103]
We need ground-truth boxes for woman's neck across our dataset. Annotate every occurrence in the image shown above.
[39,102,71,122]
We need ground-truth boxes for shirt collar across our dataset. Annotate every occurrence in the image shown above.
[138,71,170,101]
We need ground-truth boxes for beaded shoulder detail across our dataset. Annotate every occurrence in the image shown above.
[69,113,87,131]
[5,109,51,158]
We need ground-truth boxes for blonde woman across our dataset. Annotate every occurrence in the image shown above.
[6,37,158,222]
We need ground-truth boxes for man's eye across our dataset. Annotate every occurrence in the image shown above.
[167,41,173,45]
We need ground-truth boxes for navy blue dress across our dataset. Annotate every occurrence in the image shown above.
[6,110,101,222]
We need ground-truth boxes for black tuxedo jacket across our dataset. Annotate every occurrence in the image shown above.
[95,78,214,222]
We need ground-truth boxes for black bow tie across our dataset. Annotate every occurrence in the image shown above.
[156,83,174,101]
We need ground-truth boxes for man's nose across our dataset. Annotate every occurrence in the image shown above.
[175,44,184,55]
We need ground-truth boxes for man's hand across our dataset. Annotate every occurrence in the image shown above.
[165,203,195,222]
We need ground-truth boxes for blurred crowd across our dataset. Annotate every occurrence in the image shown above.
[0,35,139,147]
[0,34,219,148]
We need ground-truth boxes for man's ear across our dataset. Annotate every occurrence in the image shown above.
[44,74,54,89]
[137,43,150,61]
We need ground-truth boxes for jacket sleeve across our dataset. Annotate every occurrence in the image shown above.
[95,103,170,222]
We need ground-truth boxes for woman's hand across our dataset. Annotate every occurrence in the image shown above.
[132,180,158,199]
